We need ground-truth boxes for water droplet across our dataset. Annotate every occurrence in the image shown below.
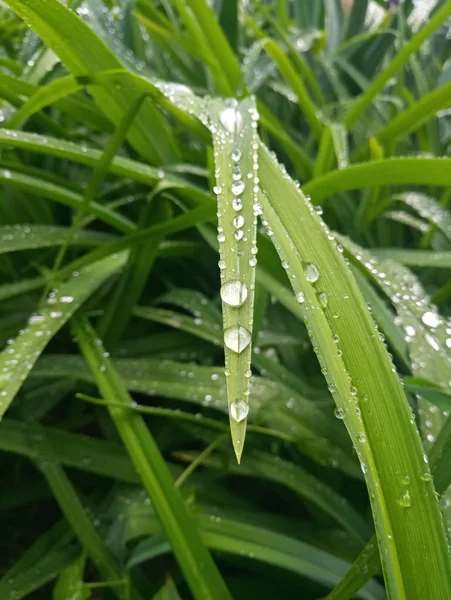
[232,167,242,181]
[402,475,410,485]
[217,233,225,243]
[334,406,344,419]
[297,292,305,304]
[231,181,245,196]
[234,229,244,241]
[305,263,320,283]
[249,257,257,267]
[230,400,249,422]
[219,107,243,134]
[224,326,251,353]
[422,311,440,328]
[59,296,74,304]
[421,472,432,482]
[220,281,248,307]
[231,148,242,161]
[398,490,412,508]
[233,215,245,228]
[218,259,226,269]
[319,292,328,308]
[232,198,243,211]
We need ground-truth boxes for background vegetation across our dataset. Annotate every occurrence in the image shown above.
[0,0,451,598]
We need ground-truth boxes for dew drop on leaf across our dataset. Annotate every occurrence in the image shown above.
[220,281,248,307]
[421,311,440,328]
[305,263,320,283]
[233,215,245,228]
[232,198,243,211]
[224,326,252,353]
[231,181,245,196]
[230,399,249,422]
[219,107,244,134]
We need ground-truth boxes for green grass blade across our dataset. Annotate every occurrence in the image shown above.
[0,224,115,255]
[29,426,130,599]
[303,157,451,203]
[344,1,451,128]
[0,252,126,420]
[258,143,451,599]
[73,316,233,600]
[3,0,179,163]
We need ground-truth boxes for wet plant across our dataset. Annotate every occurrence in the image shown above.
[0,0,451,599]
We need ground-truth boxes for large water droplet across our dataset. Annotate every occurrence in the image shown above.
[219,107,243,134]
[422,311,440,328]
[220,281,248,307]
[234,229,244,241]
[230,400,249,422]
[305,263,320,283]
[224,326,251,353]
[233,215,245,228]
[232,198,243,211]
[231,181,245,196]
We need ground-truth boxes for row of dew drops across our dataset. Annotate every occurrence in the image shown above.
[215,103,260,424]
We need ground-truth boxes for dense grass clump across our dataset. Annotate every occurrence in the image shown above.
[0,0,451,598]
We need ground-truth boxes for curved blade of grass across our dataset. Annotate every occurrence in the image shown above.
[344,0,451,128]
[128,515,384,600]
[394,191,451,242]
[183,449,370,542]
[30,353,356,476]
[370,249,451,268]
[303,157,451,203]
[0,224,115,254]
[29,426,132,600]
[73,316,232,600]
[0,252,126,420]
[3,0,179,163]
[375,80,451,145]
[0,167,135,233]
[258,143,451,599]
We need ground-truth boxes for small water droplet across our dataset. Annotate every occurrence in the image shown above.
[231,148,242,161]
[319,292,328,308]
[232,198,243,211]
[305,263,320,283]
[297,292,305,304]
[220,281,248,307]
[334,406,344,419]
[59,296,74,304]
[402,475,410,485]
[398,490,412,508]
[224,326,252,353]
[230,399,249,422]
[234,229,244,241]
